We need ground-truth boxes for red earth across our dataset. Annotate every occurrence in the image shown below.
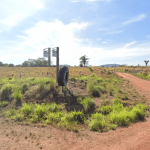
[0,72,150,150]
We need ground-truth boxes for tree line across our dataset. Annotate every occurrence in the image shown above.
[0,58,50,67]
[0,55,89,67]
[0,55,130,67]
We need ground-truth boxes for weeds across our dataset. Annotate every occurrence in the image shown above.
[79,97,95,111]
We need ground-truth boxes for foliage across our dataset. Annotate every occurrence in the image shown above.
[46,102,62,112]
[79,97,95,111]
[22,103,34,117]
[79,55,89,67]
[0,101,9,107]
[1,84,13,101]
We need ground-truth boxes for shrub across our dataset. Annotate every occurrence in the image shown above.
[121,94,128,100]
[62,110,85,123]
[96,78,103,83]
[89,113,106,132]
[89,67,93,72]
[22,103,34,117]
[38,82,45,91]
[49,82,54,90]
[11,90,22,102]
[96,85,105,94]
[105,79,110,82]
[108,86,114,96]
[97,106,113,115]
[111,98,121,105]
[35,103,46,119]
[46,102,62,112]
[87,80,102,97]
[109,109,131,126]
[1,84,13,101]
[118,88,123,93]
[0,101,9,107]
[21,83,29,94]
[13,114,23,121]
[79,97,95,111]
[7,108,16,117]
[79,76,89,83]
[46,112,63,124]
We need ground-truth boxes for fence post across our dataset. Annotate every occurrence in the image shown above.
[20,73,21,78]
[47,72,48,77]
[79,71,81,77]
[42,72,43,77]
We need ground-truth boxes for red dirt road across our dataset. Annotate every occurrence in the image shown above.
[0,72,150,150]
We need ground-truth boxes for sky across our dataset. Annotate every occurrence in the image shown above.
[0,0,150,66]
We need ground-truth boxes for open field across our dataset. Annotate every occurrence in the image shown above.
[0,66,150,80]
[0,66,150,149]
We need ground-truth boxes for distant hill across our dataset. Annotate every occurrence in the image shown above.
[51,64,71,67]
[99,64,121,67]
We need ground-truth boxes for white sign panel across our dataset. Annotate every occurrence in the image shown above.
[43,50,48,57]
[52,48,57,57]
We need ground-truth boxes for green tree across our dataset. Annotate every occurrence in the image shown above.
[0,61,3,66]
[79,55,89,67]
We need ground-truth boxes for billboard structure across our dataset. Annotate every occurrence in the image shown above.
[52,48,57,57]
[43,48,51,67]
[43,47,59,83]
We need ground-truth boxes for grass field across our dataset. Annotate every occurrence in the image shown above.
[0,66,150,132]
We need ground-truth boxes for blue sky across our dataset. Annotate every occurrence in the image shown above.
[0,0,150,66]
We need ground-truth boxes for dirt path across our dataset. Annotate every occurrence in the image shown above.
[0,72,150,150]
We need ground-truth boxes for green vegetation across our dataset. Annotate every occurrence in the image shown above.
[78,97,95,111]
[0,69,150,133]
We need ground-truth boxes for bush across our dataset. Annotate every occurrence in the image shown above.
[0,101,9,107]
[97,106,113,115]
[111,98,121,105]
[87,80,101,97]
[118,88,123,93]
[62,110,85,123]
[79,97,95,111]
[89,67,93,72]
[49,82,54,90]
[7,108,16,117]
[94,78,103,84]
[1,84,13,101]
[35,103,46,119]
[46,112,63,124]
[109,109,131,126]
[21,83,29,94]
[22,103,34,117]
[11,90,22,102]
[38,82,45,91]
[46,102,62,112]
[89,113,106,132]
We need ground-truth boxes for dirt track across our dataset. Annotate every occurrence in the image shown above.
[0,72,150,150]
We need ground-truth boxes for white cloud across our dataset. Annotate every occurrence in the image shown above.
[1,19,150,66]
[0,0,45,30]
[108,30,123,34]
[123,41,137,48]
[97,38,102,40]
[122,14,146,27]
[99,28,109,31]
[71,0,79,2]
[86,0,112,2]
[145,35,150,38]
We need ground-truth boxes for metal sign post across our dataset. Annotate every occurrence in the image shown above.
[52,47,59,83]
